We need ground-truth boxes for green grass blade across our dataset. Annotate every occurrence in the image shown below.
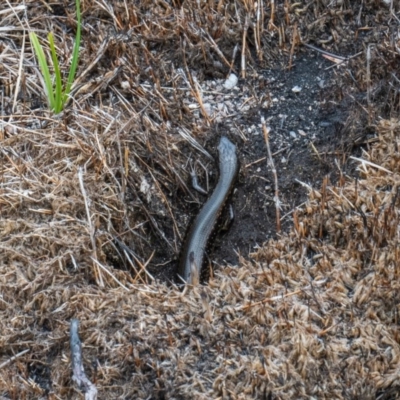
[63,0,81,106]
[29,32,55,109]
[48,32,63,113]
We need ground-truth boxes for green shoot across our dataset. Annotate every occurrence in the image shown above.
[29,0,81,114]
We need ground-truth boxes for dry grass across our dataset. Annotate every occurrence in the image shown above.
[3,117,400,398]
[1,0,400,399]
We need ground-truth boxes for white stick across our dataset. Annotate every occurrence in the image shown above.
[70,319,98,400]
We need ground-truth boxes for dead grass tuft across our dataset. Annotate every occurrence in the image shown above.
[1,0,400,398]
[3,118,400,397]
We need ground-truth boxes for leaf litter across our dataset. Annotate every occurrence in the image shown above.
[1,0,400,398]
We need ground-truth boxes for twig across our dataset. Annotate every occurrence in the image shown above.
[0,349,30,369]
[244,156,267,169]
[318,317,344,337]
[13,30,25,113]
[303,43,347,61]
[177,126,213,160]
[268,0,276,30]
[180,44,211,123]
[254,0,263,61]
[201,29,233,71]
[262,118,281,233]
[303,42,363,70]
[350,156,392,174]
[319,176,328,239]
[70,319,98,400]
[191,74,212,123]
[190,168,208,195]
[229,44,239,76]
[310,142,322,161]
[71,38,109,97]
[327,187,355,210]
[390,1,399,23]
[195,160,209,192]
[241,15,249,78]
[78,167,103,287]
[366,44,372,109]
[90,257,130,291]
[129,250,155,283]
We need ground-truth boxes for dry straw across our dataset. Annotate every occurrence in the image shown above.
[1,0,400,398]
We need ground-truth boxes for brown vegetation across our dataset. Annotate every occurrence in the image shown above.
[1,0,400,398]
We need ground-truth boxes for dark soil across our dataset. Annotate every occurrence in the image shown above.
[149,50,374,282]
[217,53,345,266]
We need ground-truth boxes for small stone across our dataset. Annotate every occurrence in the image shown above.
[223,73,238,90]
[120,80,130,90]
[292,85,302,93]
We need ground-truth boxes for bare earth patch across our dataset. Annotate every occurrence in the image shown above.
[1,1,400,399]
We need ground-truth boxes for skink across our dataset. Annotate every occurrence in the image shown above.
[178,136,239,284]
